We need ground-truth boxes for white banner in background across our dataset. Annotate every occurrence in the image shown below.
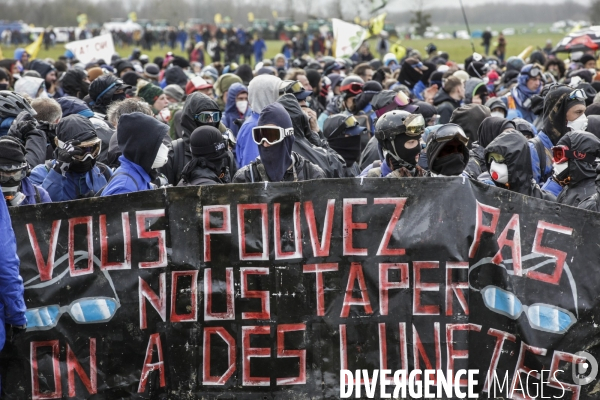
[332,18,367,58]
[65,34,115,64]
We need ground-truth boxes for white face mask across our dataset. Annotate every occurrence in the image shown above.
[236,100,248,114]
[151,143,169,169]
[490,161,508,184]
[553,161,569,175]
[490,111,505,119]
[567,114,588,132]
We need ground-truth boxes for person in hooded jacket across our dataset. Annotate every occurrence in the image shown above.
[531,85,588,184]
[465,117,515,178]
[485,97,508,118]
[236,74,282,168]
[178,126,232,186]
[539,131,600,205]
[30,114,111,201]
[425,123,470,176]
[449,103,491,148]
[397,58,428,97]
[61,69,90,100]
[585,115,600,140]
[214,73,243,112]
[233,103,325,183]
[14,76,46,99]
[347,80,382,142]
[101,112,169,196]
[501,64,543,123]
[87,74,131,115]
[29,59,60,98]
[464,78,489,105]
[323,114,366,176]
[483,130,556,201]
[221,82,250,138]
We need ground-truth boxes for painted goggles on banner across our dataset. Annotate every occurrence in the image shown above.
[0,166,27,184]
[56,137,102,161]
[193,111,221,123]
[374,91,412,118]
[429,123,469,145]
[552,145,597,164]
[279,80,304,95]
[481,286,576,334]
[252,125,294,145]
[569,88,587,101]
[340,82,364,95]
[25,297,119,331]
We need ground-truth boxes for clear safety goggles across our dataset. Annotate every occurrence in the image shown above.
[194,111,221,124]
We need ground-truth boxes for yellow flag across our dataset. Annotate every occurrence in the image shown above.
[518,45,533,61]
[26,32,43,60]
[248,12,255,22]
[272,11,278,18]
[214,14,222,24]
[365,12,387,39]
[0,45,3,61]
[128,12,137,22]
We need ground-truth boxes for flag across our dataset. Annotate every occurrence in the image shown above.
[365,12,387,39]
[248,12,255,22]
[332,18,367,58]
[128,12,137,22]
[0,45,3,61]
[25,32,43,60]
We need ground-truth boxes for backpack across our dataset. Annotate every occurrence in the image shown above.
[529,136,552,183]
[95,171,139,197]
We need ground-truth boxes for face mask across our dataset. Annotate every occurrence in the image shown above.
[152,143,169,169]
[432,153,466,176]
[1,185,25,206]
[491,111,505,119]
[567,114,588,132]
[69,158,96,174]
[112,92,127,102]
[236,100,248,114]
[490,161,508,184]
[0,83,8,90]
[553,161,569,183]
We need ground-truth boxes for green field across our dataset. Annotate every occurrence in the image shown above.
[1,32,568,67]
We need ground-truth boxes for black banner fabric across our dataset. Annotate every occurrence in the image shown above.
[2,178,600,399]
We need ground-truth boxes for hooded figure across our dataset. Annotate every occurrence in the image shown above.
[465,117,516,178]
[397,58,425,90]
[236,74,282,167]
[214,73,243,112]
[235,64,254,86]
[546,131,600,207]
[101,112,168,196]
[87,74,131,114]
[28,59,55,89]
[222,82,250,137]
[14,76,45,99]
[464,78,488,105]
[61,69,90,99]
[164,66,189,89]
[323,114,365,176]
[449,104,491,148]
[32,115,110,201]
[233,103,325,183]
[484,130,555,200]
[277,94,347,178]
[425,123,470,176]
[585,115,600,140]
[501,64,543,123]
[179,126,231,186]
[114,59,134,77]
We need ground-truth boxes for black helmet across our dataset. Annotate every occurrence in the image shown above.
[375,110,425,167]
[0,91,37,118]
[340,76,365,97]
[426,123,470,175]
[89,74,128,106]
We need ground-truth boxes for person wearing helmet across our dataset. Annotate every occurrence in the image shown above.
[338,76,364,115]
[0,136,50,206]
[323,114,366,176]
[501,64,543,123]
[87,74,132,115]
[425,123,470,177]
[0,91,47,168]
[31,115,111,201]
[365,110,427,178]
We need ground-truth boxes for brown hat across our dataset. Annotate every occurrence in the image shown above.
[405,57,428,71]
[87,67,104,82]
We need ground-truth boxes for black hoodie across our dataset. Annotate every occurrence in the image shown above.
[117,112,165,175]
[433,89,461,124]
[465,117,515,178]
[276,94,347,178]
[449,104,491,149]
[586,115,600,140]
[484,130,556,200]
[555,131,600,207]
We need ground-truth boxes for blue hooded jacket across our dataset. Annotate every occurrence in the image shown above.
[56,96,94,119]
[0,197,26,351]
[0,117,15,137]
[222,83,250,138]
[101,156,153,196]
[501,64,541,123]
[20,177,51,205]
[235,112,260,168]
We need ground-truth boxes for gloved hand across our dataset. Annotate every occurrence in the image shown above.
[8,111,38,142]
[53,140,82,176]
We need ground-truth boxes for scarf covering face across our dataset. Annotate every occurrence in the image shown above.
[256,103,295,182]
[512,64,543,108]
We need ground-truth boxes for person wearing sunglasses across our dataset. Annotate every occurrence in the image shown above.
[539,131,600,206]
[31,114,111,201]
[501,64,543,123]
[233,102,325,183]
[425,123,470,177]
[531,85,588,185]
[0,136,50,206]
[323,114,366,177]
[483,130,555,200]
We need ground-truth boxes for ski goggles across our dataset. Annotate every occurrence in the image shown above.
[329,115,362,138]
[340,82,364,95]
[487,152,505,164]
[568,88,587,102]
[56,137,102,161]
[0,168,26,184]
[481,285,576,334]
[552,145,597,164]
[375,114,425,140]
[429,123,468,145]
[252,125,294,145]
[279,80,304,95]
[374,92,412,117]
[527,67,542,78]
[25,297,119,331]
[193,111,221,124]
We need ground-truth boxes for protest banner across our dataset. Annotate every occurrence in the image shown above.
[64,34,115,65]
[332,19,366,58]
[1,178,599,399]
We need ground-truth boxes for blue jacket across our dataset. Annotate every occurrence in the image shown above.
[0,197,26,351]
[0,117,15,137]
[221,83,250,138]
[235,112,260,168]
[412,81,426,101]
[20,177,51,205]
[528,131,553,184]
[34,163,110,201]
[254,39,267,59]
[101,156,153,196]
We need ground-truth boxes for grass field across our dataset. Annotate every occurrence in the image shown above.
[0,32,569,67]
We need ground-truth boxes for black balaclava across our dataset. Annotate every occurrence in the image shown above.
[323,114,365,166]
[397,60,423,89]
[0,136,27,205]
[556,131,600,185]
[543,85,584,145]
[387,134,421,169]
[353,81,382,113]
[61,69,89,99]
[182,126,230,183]
[256,103,295,182]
